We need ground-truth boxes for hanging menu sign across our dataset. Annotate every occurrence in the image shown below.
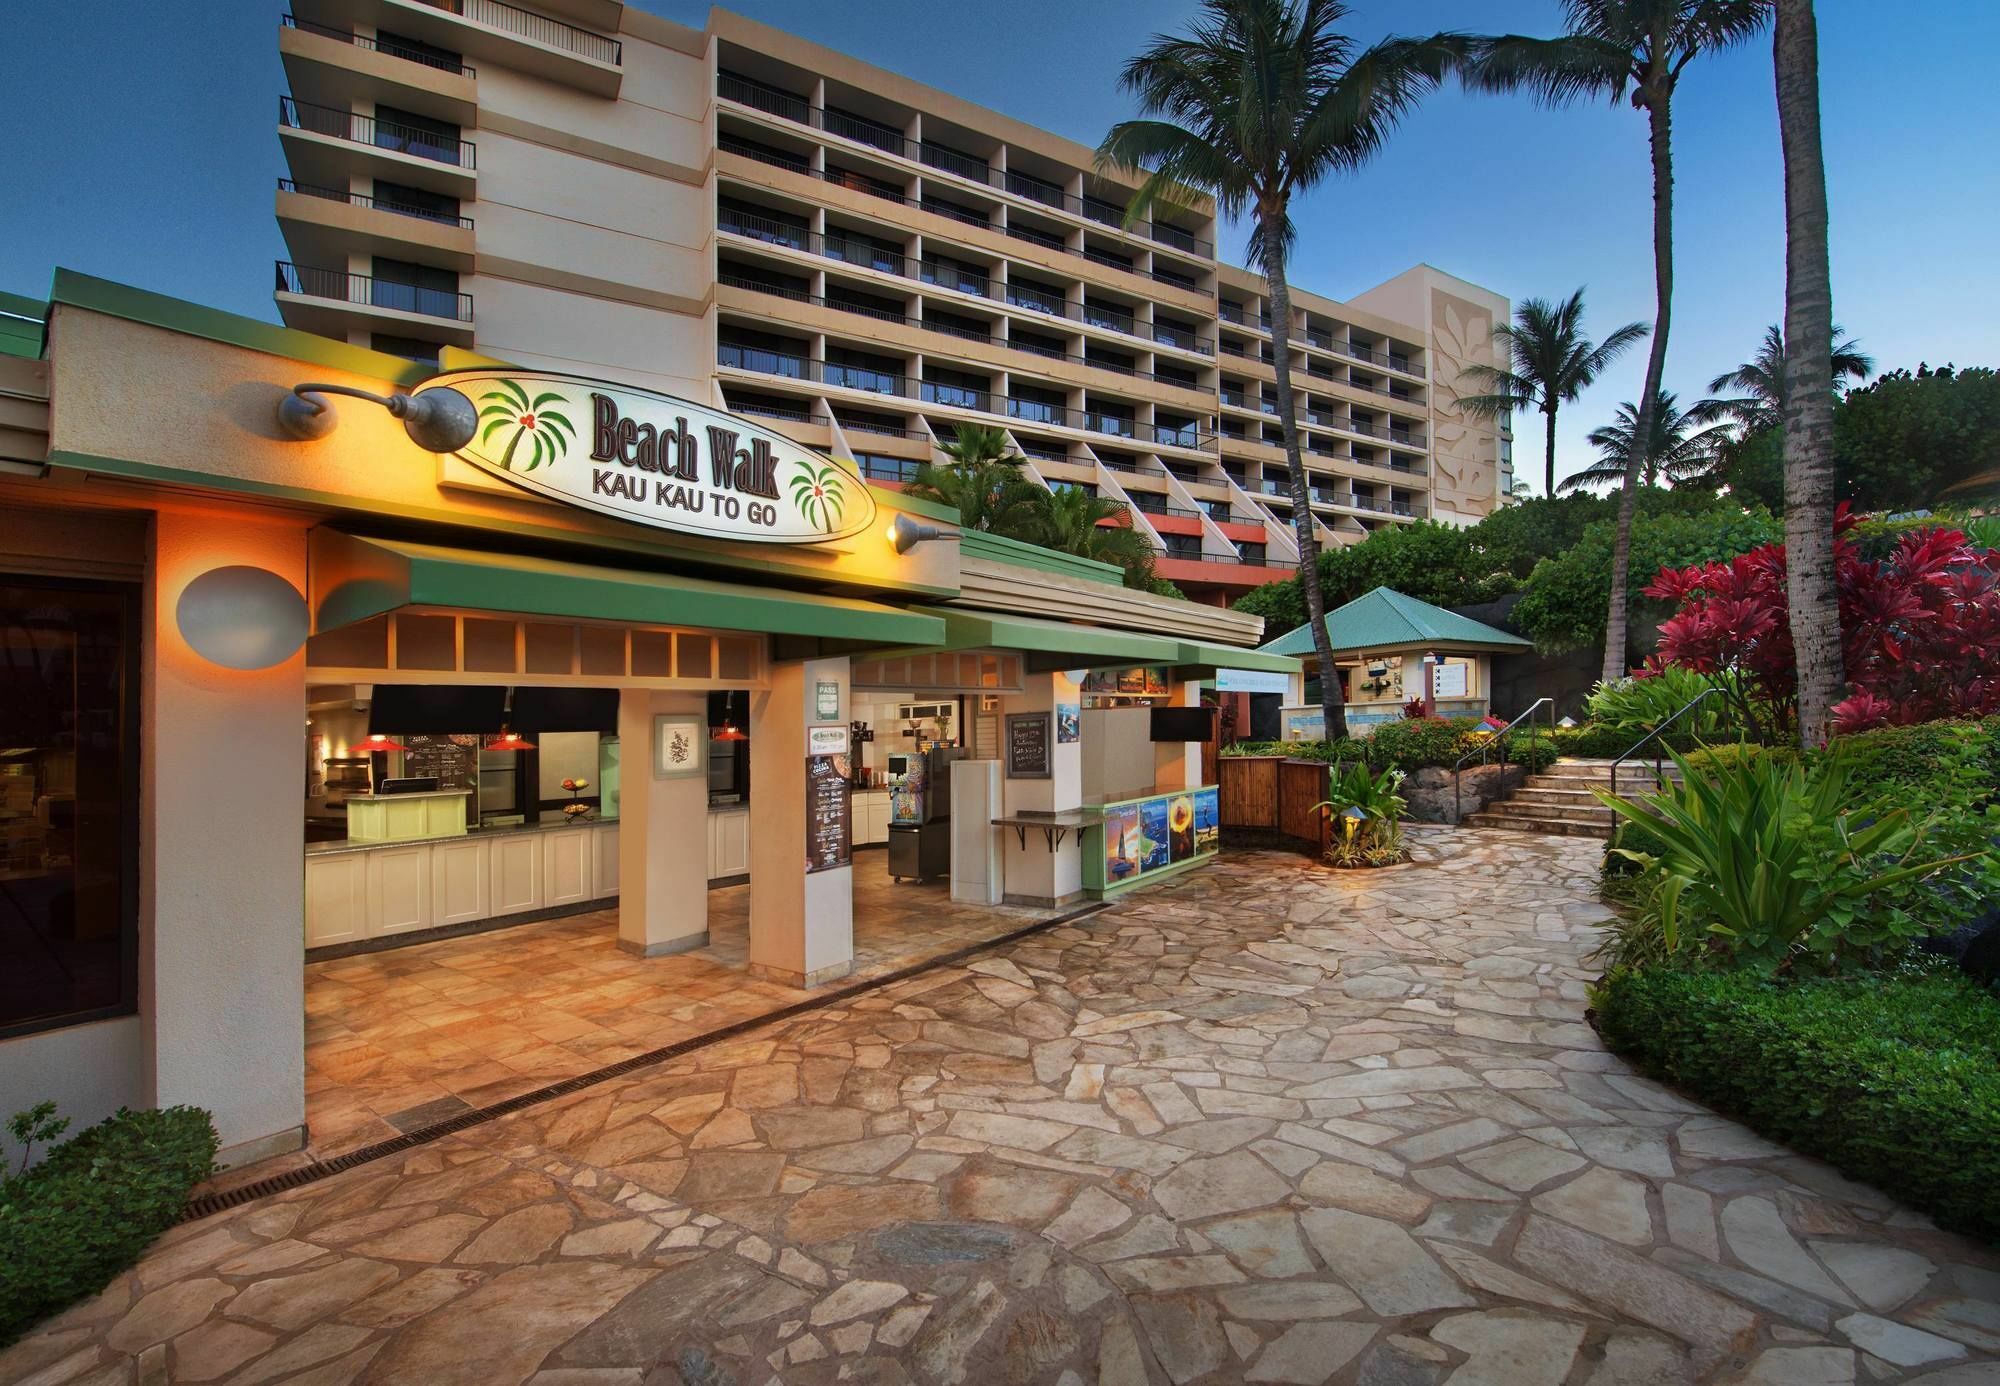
[1006,712,1052,779]
[805,752,852,873]
[400,734,479,794]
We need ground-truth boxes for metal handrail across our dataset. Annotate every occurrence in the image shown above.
[1453,697,1555,823]
[1608,685,1735,796]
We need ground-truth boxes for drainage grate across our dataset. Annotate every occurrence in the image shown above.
[181,899,1109,1222]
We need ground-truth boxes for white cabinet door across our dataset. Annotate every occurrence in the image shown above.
[544,825,594,908]
[713,809,751,879]
[304,853,370,948]
[592,823,620,898]
[368,844,433,938]
[431,837,491,928]
[490,832,543,916]
[868,795,892,845]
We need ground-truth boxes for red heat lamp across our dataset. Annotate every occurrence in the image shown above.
[484,729,537,751]
[361,734,408,753]
[711,721,748,742]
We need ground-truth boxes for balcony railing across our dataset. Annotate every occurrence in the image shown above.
[416,0,621,65]
[280,14,477,76]
[276,262,473,321]
[279,96,475,168]
[716,70,1213,257]
[278,178,474,229]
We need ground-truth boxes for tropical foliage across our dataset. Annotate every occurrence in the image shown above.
[477,380,576,471]
[1583,664,1749,738]
[1559,389,1734,492]
[1644,505,2000,733]
[1454,288,1646,498]
[1313,761,1408,867]
[1692,321,1873,438]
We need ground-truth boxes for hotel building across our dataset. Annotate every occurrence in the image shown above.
[272,2,1515,605]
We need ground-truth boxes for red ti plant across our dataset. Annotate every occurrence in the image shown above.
[1642,504,2000,739]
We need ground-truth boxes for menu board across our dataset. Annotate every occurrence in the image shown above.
[401,734,479,793]
[805,752,852,873]
[1006,712,1052,779]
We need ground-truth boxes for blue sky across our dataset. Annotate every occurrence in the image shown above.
[3,1,1994,489]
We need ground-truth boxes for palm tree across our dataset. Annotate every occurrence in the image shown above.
[1559,389,1733,491]
[1773,0,1841,747]
[1692,321,1872,434]
[1098,0,1467,738]
[1039,485,1166,591]
[1455,289,1648,497]
[902,424,1050,536]
[1465,0,1772,683]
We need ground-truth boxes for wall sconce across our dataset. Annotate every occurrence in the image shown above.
[175,565,309,670]
[884,514,962,555]
[277,383,479,453]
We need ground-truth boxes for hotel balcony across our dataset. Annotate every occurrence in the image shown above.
[274,261,475,346]
[290,0,620,95]
[279,14,477,127]
[279,95,476,197]
[277,179,476,270]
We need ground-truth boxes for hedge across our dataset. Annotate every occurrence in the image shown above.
[1,1106,218,1344]
[1225,718,1558,775]
[1594,964,2000,1240]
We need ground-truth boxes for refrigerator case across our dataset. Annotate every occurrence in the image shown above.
[887,747,963,881]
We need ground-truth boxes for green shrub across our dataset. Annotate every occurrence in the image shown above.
[1313,763,1408,867]
[1361,717,1479,772]
[1595,962,2000,1240]
[1584,666,1757,737]
[1552,722,1706,760]
[1,1106,217,1344]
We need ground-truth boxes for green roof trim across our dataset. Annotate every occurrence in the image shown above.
[314,532,947,647]
[959,528,1123,586]
[1174,639,1300,674]
[0,290,46,360]
[49,269,432,386]
[905,606,1184,666]
[1260,586,1533,658]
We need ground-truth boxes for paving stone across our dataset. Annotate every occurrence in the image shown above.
[1200,1210,1316,1278]
[454,1204,574,1266]
[1299,1208,1475,1316]
[1676,1118,1792,1162]
[1430,1308,1585,1386]
[365,1262,653,1386]
[1131,1293,1228,1386]
[1298,1161,1432,1222]
[1246,1321,1377,1383]
[1388,1117,1508,1164]
[1730,1347,1857,1385]
[1835,1312,1969,1368]
[1585,1332,1696,1386]
[1811,1241,1936,1313]
[1427,1242,1590,1313]
[166,1319,276,1381]
[1152,1150,1292,1221]
[1531,1167,1654,1246]
[909,1279,1008,1383]
[809,1280,908,1326]
[1719,1197,1852,1304]
[1041,1187,1133,1249]
[1513,1215,1757,1354]
[1662,1183,1720,1261]
[1458,1138,1587,1193]
[1571,1125,1677,1178]
[226,1260,399,1333]
[1096,1315,1149,1386]
[105,1279,235,1352]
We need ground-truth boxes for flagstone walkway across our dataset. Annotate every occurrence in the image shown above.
[7,832,1997,1386]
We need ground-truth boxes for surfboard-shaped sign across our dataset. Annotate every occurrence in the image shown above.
[414,369,877,545]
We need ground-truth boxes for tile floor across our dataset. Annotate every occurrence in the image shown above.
[303,860,1058,1160]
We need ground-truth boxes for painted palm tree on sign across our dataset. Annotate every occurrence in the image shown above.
[477,380,576,471]
[1463,0,1773,682]
[1098,0,1469,739]
[1559,389,1733,491]
[788,461,850,535]
[1454,289,1648,498]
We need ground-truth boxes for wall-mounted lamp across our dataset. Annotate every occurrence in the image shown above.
[277,383,479,454]
[175,565,309,670]
[884,514,962,555]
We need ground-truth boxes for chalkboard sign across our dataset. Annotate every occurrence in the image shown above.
[1006,712,1052,779]
[805,753,852,873]
[401,734,479,795]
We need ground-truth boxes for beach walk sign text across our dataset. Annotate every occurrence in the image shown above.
[416,370,877,544]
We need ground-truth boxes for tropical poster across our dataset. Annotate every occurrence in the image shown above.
[1138,798,1171,871]
[1167,793,1195,862]
[1104,804,1142,884]
[415,370,876,544]
[1194,786,1220,855]
[1056,703,1081,744]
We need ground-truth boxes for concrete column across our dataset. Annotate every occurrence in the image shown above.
[747,655,853,987]
[1155,676,1203,792]
[998,670,1084,906]
[616,689,709,956]
[144,510,308,1167]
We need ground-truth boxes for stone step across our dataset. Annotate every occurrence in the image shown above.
[1477,800,1615,826]
[1510,786,1608,807]
[1464,811,1613,840]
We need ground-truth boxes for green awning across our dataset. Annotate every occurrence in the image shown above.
[310,531,946,647]
[908,605,1185,669]
[1174,639,1301,674]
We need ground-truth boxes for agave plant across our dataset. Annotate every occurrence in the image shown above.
[789,460,849,534]
[1595,745,1976,971]
[477,381,575,471]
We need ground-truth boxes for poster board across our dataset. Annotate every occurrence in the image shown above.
[1006,712,1052,779]
[805,752,853,872]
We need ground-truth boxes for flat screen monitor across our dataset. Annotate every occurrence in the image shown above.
[509,686,619,734]
[1149,705,1216,742]
[368,684,507,735]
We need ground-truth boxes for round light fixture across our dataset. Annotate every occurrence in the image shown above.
[175,565,309,670]
[278,383,479,453]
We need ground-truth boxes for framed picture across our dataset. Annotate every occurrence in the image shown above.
[1056,703,1081,743]
[653,715,706,779]
[979,694,999,713]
